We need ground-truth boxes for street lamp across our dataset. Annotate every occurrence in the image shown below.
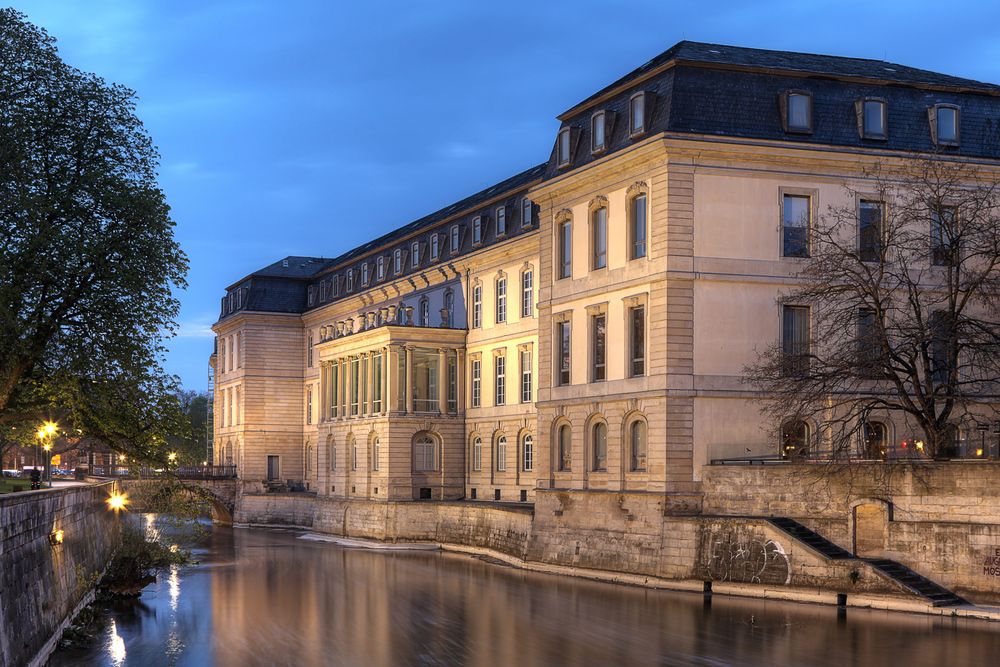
[36,421,57,488]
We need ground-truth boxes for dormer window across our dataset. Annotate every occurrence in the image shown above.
[557,127,572,167]
[450,225,460,253]
[347,270,354,292]
[522,198,532,228]
[376,256,385,281]
[591,110,607,153]
[629,92,647,137]
[430,234,440,260]
[496,206,506,236]
[857,98,888,140]
[473,216,483,244]
[411,241,420,267]
[333,277,340,297]
[781,91,812,133]
[361,263,369,285]
[394,248,402,274]
[930,104,960,146]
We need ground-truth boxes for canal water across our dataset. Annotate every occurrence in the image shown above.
[48,517,1000,667]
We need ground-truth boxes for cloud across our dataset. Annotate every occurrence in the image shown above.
[175,320,215,339]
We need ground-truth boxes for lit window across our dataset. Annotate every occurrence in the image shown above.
[629,92,646,136]
[430,235,440,260]
[521,198,533,227]
[932,104,960,145]
[473,216,482,244]
[496,206,506,236]
[591,110,607,153]
[495,355,506,406]
[557,127,572,167]
[450,225,460,252]
[781,420,808,459]
[394,249,402,274]
[782,194,810,258]
[411,241,420,268]
[497,435,507,471]
[783,92,812,133]
[858,98,887,139]
[591,206,607,270]
[495,277,506,324]
[472,284,482,328]
[558,219,572,279]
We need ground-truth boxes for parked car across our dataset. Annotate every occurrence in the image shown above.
[2,469,21,478]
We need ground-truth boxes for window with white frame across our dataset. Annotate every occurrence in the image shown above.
[411,241,420,267]
[858,98,887,139]
[591,205,607,270]
[394,248,402,274]
[521,198,532,227]
[450,225,460,252]
[496,436,507,472]
[495,354,506,406]
[591,110,607,153]
[495,277,507,324]
[444,291,455,327]
[430,235,439,260]
[496,206,506,236]
[931,104,960,146]
[558,218,572,279]
[520,348,532,403]
[472,284,482,328]
[473,437,482,471]
[347,270,354,292]
[414,435,437,471]
[522,435,533,471]
[629,305,645,377]
[376,256,385,281]
[307,332,314,367]
[521,269,533,318]
[372,438,380,471]
[782,91,813,133]
[629,92,646,136]
[418,297,429,326]
[361,263,369,285]
[557,320,571,386]
[473,216,482,244]
[557,127,572,167]
[471,358,481,408]
[630,193,647,260]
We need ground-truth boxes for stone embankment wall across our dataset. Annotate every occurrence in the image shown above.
[702,463,1000,603]
[0,481,122,667]
[237,489,909,607]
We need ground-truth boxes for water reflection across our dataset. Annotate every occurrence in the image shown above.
[106,621,125,666]
[49,521,1000,667]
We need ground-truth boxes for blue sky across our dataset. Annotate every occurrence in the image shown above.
[14,0,1000,390]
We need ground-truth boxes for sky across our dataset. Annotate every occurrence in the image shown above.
[13,0,1000,391]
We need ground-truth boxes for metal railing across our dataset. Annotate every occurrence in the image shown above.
[85,464,238,479]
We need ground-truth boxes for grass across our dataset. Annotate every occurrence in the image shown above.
[0,478,34,493]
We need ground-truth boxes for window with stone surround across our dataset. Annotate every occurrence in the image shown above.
[494,353,506,406]
[629,419,647,471]
[557,423,572,471]
[522,434,534,471]
[472,436,482,471]
[471,357,482,408]
[413,433,438,471]
[495,276,507,324]
[497,435,507,472]
[592,421,607,471]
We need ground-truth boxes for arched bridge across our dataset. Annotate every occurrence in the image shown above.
[98,466,239,524]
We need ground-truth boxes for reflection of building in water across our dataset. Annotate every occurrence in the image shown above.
[212,41,1000,502]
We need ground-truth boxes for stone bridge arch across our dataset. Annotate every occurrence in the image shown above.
[120,479,238,524]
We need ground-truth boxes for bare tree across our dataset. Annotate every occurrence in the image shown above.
[745,157,1000,460]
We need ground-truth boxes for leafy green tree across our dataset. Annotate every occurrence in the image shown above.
[0,10,188,462]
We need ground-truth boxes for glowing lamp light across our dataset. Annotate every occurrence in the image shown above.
[106,492,129,512]
[977,448,985,457]
[43,421,57,436]
[915,441,925,452]
[49,529,64,545]
[167,452,178,463]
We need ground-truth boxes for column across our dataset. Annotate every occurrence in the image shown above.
[381,347,389,414]
[387,346,398,413]
[405,346,414,414]
[437,348,448,414]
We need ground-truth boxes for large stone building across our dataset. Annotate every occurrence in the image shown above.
[213,41,1000,503]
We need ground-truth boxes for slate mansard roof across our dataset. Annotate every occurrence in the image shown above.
[218,41,1000,322]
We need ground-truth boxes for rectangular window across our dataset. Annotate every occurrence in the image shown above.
[591,111,607,153]
[931,206,956,266]
[471,359,481,408]
[785,92,812,132]
[557,321,571,386]
[630,194,647,260]
[447,352,457,413]
[521,270,533,318]
[307,332,314,367]
[350,357,360,415]
[430,235,440,260]
[347,270,354,292]
[473,216,482,244]
[376,256,385,281]
[495,355,506,406]
[361,263,369,285]
[520,349,532,403]
[592,313,606,381]
[522,198,532,228]
[306,386,313,425]
[782,194,811,258]
[450,225,460,252]
[592,207,607,270]
[394,249,402,274]
[523,436,534,472]
[473,439,482,472]
[557,127,571,167]
[411,349,439,412]
[495,278,507,324]
[857,308,879,374]
[558,220,572,279]
[629,92,646,136]
[330,363,339,418]
[497,438,507,472]
[782,305,810,376]
[933,105,960,145]
[629,306,645,377]
[411,241,420,267]
[859,200,883,262]
[372,351,383,413]
[359,355,367,414]
[333,277,340,297]
[496,207,506,236]
[860,99,887,139]
[472,285,482,328]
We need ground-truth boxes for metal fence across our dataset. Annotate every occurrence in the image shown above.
[85,465,238,479]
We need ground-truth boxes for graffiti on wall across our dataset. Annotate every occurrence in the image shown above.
[704,527,791,585]
[983,548,1000,577]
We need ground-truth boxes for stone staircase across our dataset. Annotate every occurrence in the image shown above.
[765,517,967,607]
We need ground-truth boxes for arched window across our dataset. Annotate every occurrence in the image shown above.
[472,284,483,328]
[630,193,647,260]
[522,435,534,471]
[557,424,572,472]
[630,420,647,471]
[329,438,337,471]
[592,422,608,471]
[495,277,507,324]
[419,298,430,327]
[497,436,507,472]
[862,422,887,459]
[414,434,437,471]
[444,291,455,327]
[781,420,809,459]
[372,437,381,471]
[472,436,482,472]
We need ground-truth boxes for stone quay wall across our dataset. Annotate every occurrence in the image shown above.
[702,463,1000,603]
[0,481,123,667]
[237,489,911,608]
